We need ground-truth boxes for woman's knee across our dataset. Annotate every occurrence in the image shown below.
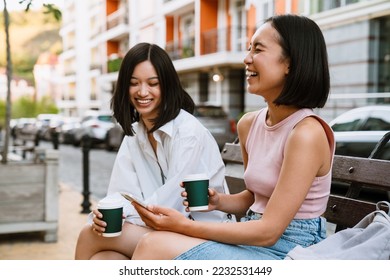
[75,225,96,259]
[76,224,94,243]
[133,231,197,260]
[136,231,163,252]
[132,231,170,259]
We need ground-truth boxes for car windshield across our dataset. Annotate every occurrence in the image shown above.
[194,106,227,118]
[360,110,390,131]
[331,108,390,132]
[331,110,368,132]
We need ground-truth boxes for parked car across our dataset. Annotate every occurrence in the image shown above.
[72,111,115,146]
[194,104,237,150]
[11,118,38,142]
[105,122,124,151]
[329,105,390,201]
[104,105,237,151]
[329,105,390,160]
[58,117,81,144]
[36,113,63,141]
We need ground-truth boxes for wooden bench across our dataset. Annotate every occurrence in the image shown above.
[221,134,390,233]
[0,149,60,242]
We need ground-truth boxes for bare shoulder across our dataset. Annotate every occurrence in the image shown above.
[292,116,328,143]
[287,116,331,175]
[237,111,258,133]
[237,111,259,143]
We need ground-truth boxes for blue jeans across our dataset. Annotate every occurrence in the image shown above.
[175,210,327,260]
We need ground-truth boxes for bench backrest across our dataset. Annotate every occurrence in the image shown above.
[221,142,390,229]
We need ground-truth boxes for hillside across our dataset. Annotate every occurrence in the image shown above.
[0,9,62,83]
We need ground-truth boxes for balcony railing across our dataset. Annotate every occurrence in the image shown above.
[90,64,102,72]
[166,37,195,60]
[107,7,128,30]
[201,26,256,54]
[166,26,256,60]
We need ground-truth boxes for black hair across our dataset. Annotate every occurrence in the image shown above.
[111,42,195,136]
[266,14,330,108]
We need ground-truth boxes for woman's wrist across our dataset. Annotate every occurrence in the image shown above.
[215,192,228,212]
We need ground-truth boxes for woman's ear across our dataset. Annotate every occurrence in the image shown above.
[284,63,290,76]
[284,58,290,75]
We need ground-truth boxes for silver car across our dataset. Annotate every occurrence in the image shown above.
[329,105,390,201]
[104,105,237,151]
[329,105,390,160]
[73,111,115,147]
[105,122,124,151]
[194,105,237,150]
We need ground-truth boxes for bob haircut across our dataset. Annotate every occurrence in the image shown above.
[267,14,330,108]
[111,42,194,136]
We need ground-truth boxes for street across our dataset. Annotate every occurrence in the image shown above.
[40,141,117,201]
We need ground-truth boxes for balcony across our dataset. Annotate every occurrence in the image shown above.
[166,37,195,60]
[107,7,128,30]
[166,26,255,61]
[201,26,255,54]
[90,64,103,72]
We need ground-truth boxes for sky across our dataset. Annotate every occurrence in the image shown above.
[0,0,64,11]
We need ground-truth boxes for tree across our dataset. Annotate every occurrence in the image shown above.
[1,0,61,163]
[1,0,12,164]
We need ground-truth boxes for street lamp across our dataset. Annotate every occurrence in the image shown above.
[212,68,223,105]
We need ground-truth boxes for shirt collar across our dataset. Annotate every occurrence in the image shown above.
[136,113,176,144]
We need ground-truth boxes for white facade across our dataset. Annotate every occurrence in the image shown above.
[57,0,390,121]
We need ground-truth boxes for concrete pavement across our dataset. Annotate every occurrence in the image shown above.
[0,183,96,260]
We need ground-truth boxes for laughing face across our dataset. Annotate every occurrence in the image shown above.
[244,22,290,102]
[129,60,162,126]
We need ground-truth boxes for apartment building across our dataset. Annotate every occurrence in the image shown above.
[59,0,390,121]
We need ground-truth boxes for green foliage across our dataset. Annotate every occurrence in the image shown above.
[1,0,62,162]
[20,1,62,21]
[0,5,62,83]
[107,57,123,73]
[43,4,62,21]
[35,95,58,115]
[10,96,58,119]
[11,96,37,118]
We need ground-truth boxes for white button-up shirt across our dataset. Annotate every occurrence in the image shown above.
[102,109,232,226]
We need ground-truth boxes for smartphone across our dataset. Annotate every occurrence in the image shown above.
[121,193,148,209]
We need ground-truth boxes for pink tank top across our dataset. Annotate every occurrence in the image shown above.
[244,108,335,219]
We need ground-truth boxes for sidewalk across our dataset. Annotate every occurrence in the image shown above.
[0,183,96,260]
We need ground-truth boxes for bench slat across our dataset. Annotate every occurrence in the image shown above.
[332,155,390,191]
[221,142,390,230]
[324,195,376,228]
[221,143,243,164]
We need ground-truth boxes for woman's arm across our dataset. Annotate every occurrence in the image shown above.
[134,116,331,246]
[205,110,257,216]
[212,190,254,217]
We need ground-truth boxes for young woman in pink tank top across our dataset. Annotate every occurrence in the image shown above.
[130,14,335,260]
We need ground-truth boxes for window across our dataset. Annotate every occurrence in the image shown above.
[234,0,246,51]
[362,110,390,131]
[331,111,369,131]
[311,0,360,13]
[181,13,195,58]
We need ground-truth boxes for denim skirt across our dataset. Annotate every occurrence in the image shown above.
[175,210,327,260]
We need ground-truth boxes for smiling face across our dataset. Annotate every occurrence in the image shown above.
[129,60,162,127]
[244,22,290,102]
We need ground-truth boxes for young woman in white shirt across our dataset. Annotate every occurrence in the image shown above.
[74,43,231,260]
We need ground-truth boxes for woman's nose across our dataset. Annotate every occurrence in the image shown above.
[244,52,252,64]
[138,84,148,96]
